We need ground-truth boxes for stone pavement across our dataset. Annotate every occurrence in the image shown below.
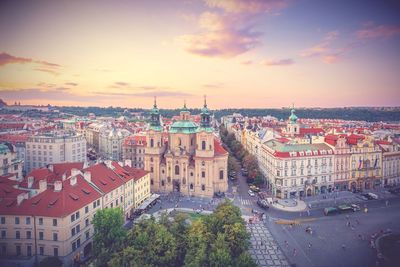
[247,221,291,267]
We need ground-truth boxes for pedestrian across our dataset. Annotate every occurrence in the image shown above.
[342,244,346,250]
[385,200,389,207]
[293,248,297,256]
[284,240,289,248]
[356,219,360,225]
[308,242,312,250]
[307,210,310,216]
[346,221,350,227]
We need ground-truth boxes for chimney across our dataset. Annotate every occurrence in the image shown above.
[17,193,25,205]
[83,171,91,182]
[124,159,132,167]
[54,181,62,192]
[71,168,80,177]
[70,176,77,186]
[48,164,54,172]
[27,176,34,188]
[105,160,114,169]
[39,179,47,192]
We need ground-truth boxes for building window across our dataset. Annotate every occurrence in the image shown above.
[201,184,205,191]
[150,167,154,173]
[39,246,44,255]
[85,206,89,214]
[26,217,31,225]
[16,245,21,256]
[202,141,206,150]
[190,183,193,190]
[175,165,180,175]
[54,247,58,256]
[15,217,20,225]
[71,214,75,222]
[1,230,6,238]
[219,170,224,180]
[0,217,5,224]
[161,180,165,186]
[39,232,43,240]
[16,231,20,239]
[150,179,154,185]
[86,231,90,240]
[202,171,205,178]
[26,231,31,239]
[53,233,58,241]
[150,139,154,147]
[53,219,57,226]
[85,218,89,227]
[38,218,43,225]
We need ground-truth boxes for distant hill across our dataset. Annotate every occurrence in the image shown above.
[57,106,400,122]
[0,99,7,107]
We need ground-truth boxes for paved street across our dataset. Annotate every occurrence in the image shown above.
[247,221,290,267]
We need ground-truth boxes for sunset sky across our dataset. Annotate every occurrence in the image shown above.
[0,0,400,109]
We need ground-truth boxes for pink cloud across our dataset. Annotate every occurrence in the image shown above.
[0,52,61,75]
[262,58,294,66]
[205,0,289,14]
[356,24,400,39]
[179,12,262,58]
[241,60,253,65]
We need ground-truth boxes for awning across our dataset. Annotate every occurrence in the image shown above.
[137,193,160,210]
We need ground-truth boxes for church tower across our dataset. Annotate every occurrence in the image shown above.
[196,96,214,158]
[287,104,300,137]
[144,97,165,191]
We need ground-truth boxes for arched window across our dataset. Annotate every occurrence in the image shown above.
[190,183,193,190]
[175,165,180,175]
[150,139,154,147]
[202,140,206,150]
[178,138,182,146]
[219,170,224,180]
[201,184,205,191]
[150,179,154,185]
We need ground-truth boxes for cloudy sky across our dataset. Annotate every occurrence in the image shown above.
[0,0,399,108]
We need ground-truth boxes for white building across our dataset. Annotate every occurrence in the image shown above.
[25,132,86,173]
[0,143,23,180]
[99,128,131,161]
[261,140,335,199]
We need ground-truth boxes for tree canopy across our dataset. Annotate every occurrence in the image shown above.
[99,201,256,267]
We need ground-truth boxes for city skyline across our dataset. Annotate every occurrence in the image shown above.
[1,0,400,108]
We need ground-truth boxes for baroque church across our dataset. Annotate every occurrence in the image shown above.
[144,98,228,197]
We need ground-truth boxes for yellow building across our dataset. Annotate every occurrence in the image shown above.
[144,98,228,197]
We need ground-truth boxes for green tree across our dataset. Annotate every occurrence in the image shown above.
[235,252,257,267]
[184,220,209,267]
[209,233,232,267]
[110,218,177,267]
[92,208,127,267]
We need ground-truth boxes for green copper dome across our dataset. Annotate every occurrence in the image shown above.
[169,120,198,133]
[289,109,298,123]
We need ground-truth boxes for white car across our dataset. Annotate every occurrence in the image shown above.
[248,190,255,197]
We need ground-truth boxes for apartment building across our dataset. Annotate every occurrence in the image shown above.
[0,143,23,180]
[122,135,146,168]
[99,128,131,161]
[262,140,335,198]
[25,132,86,173]
[379,140,400,186]
[0,176,102,267]
[0,160,151,267]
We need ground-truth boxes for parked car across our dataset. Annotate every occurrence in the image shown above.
[324,207,339,216]
[241,169,248,177]
[214,191,225,198]
[257,199,269,209]
[258,192,268,199]
[249,185,260,192]
[351,204,361,211]
[367,193,378,199]
[248,190,256,197]
[361,193,374,200]
[337,204,360,213]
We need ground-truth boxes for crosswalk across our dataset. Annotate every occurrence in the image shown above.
[237,196,255,206]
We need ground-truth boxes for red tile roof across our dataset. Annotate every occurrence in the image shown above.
[0,175,102,217]
[123,135,147,146]
[83,163,124,193]
[214,139,228,156]
[111,162,148,182]
[52,162,84,179]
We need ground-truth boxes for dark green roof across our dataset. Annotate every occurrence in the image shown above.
[169,120,198,133]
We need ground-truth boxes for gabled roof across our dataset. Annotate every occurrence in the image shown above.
[83,163,124,193]
[53,162,84,179]
[0,175,101,217]
[214,139,228,156]
[111,162,149,182]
